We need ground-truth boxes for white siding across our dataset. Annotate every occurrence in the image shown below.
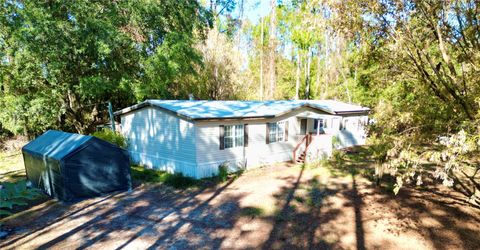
[119,105,367,179]
[336,115,368,148]
[306,134,333,161]
[194,107,333,177]
[120,107,198,178]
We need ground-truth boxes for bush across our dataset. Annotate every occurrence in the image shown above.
[332,135,341,148]
[332,149,346,163]
[92,129,127,148]
[218,163,229,182]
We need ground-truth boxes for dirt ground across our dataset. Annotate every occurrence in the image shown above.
[1,162,480,249]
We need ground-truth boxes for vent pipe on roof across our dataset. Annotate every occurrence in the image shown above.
[188,93,195,101]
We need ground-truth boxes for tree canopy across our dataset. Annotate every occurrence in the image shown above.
[1,0,479,202]
[0,0,212,135]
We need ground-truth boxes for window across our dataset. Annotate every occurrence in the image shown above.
[268,122,286,143]
[313,118,328,130]
[224,125,244,149]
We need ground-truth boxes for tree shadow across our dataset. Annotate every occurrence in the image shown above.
[348,175,365,250]
[1,177,245,249]
[3,152,479,249]
[0,169,26,182]
[393,185,480,250]
[260,164,366,250]
[332,146,480,250]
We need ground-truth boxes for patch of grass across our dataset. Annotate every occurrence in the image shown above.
[0,151,25,182]
[130,165,169,183]
[294,196,306,204]
[163,173,199,189]
[130,165,200,189]
[240,206,265,217]
[130,164,244,189]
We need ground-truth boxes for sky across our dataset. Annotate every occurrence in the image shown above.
[244,0,271,24]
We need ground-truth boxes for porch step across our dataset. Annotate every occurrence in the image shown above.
[296,152,306,163]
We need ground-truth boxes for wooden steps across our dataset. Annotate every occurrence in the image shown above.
[296,152,306,163]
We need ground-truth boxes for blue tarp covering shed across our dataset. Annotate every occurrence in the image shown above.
[22,130,131,201]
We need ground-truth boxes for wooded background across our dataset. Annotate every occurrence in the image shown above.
[0,0,478,138]
[1,0,479,203]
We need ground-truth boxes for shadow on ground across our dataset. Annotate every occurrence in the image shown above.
[1,150,480,249]
[1,178,244,249]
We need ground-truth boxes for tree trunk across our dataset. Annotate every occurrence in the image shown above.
[315,43,321,97]
[260,17,264,100]
[268,0,276,99]
[295,49,300,100]
[305,48,312,99]
[323,29,329,99]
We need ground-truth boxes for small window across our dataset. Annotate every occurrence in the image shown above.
[224,125,244,149]
[314,119,328,130]
[268,122,286,143]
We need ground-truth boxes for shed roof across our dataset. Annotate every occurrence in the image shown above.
[22,130,93,160]
[114,100,370,120]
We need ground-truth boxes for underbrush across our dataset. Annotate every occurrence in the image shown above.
[91,129,127,148]
[305,146,399,193]
[130,165,198,188]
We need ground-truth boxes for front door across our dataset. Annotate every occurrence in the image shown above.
[300,119,307,135]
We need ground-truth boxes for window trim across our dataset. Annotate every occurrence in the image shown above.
[314,118,328,131]
[268,121,287,143]
[224,124,244,149]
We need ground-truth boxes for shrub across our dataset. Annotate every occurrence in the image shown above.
[332,135,341,148]
[218,163,229,182]
[332,149,346,163]
[92,129,127,148]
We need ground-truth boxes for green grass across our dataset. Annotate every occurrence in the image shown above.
[240,206,265,217]
[130,164,245,189]
[0,151,26,182]
[130,165,200,189]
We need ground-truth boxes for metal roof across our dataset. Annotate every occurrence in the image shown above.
[114,100,370,120]
[22,130,93,160]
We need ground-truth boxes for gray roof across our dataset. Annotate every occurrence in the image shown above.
[22,130,93,160]
[114,100,370,120]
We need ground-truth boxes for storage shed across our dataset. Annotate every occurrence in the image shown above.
[22,130,131,201]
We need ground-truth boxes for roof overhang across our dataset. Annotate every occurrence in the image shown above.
[114,100,370,121]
